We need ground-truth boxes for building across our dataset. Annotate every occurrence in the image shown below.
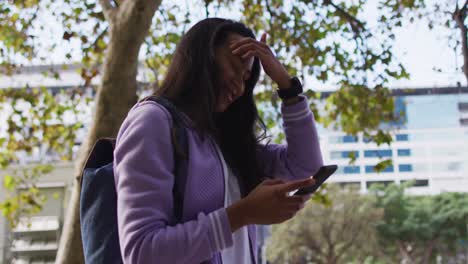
[0,163,73,264]
[319,87,468,194]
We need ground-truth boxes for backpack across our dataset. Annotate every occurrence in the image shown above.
[80,96,189,264]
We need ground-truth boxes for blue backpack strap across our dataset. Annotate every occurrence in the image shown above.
[147,96,189,222]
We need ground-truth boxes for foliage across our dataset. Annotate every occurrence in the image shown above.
[0,86,90,226]
[371,183,468,263]
[266,185,383,264]
[266,183,468,264]
[1,0,420,138]
[0,164,52,227]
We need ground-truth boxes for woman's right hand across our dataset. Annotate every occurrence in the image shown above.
[226,177,315,232]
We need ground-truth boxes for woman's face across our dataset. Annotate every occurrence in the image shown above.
[214,33,255,113]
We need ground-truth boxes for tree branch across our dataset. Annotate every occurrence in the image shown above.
[265,0,275,18]
[453,0,468,85]
[25,6,40,29]
[98,0,115,21]
[304,231,323,254]
[264,0,278,41]
[204,0,209,17]
[421,238,436,264]
[462,0,468,12]
[324,0,366,35]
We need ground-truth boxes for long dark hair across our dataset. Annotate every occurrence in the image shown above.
[154,18,268,196]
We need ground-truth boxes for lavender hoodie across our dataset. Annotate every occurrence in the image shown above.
[113,95,323,264]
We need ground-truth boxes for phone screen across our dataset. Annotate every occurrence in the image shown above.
[293,165,338,196]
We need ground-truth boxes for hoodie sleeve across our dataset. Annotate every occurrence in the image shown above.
[257,95,324,181]
[114,101,233,264]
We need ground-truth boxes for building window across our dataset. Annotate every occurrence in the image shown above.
[339,182,361,189]
[329,135,358,144]
[343,135,358,143]
[460,118,468,126]
[343,166,360,174]
[458,102,468,112]
[337,166,360,174]
[432,162,463,172]
[366,181,394,188]
[399,164,413,172]
[447,162,462,171]
[365,165,394,173]
[397,149,411,156]
[364,149,392,158]
[330,151,359,159]
[401,179,429,187]
[396,134,408,141]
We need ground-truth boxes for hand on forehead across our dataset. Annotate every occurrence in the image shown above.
[226,34,255,71]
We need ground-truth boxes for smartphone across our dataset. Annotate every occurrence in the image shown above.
[293,165,338,196]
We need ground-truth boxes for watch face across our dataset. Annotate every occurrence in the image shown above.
[292,77,302,90]
[278,77,303,99]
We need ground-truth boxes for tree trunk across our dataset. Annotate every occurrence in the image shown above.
[454,2,468,86]
[420,239,435,264]
[397,241,415,264]
[55,1,162,263]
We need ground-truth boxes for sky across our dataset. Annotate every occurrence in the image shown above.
[388,15,465,88]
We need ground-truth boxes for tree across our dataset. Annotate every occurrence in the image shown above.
[265,185,383,264]
[55,1,164,262]
[371,183,468,264]
[1,0,436,263]
[425,0,468,85]
[0,86,88,227]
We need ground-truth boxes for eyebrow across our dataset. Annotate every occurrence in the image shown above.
[231,52,253,73]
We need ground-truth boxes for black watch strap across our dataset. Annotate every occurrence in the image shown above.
[277,77,303,100]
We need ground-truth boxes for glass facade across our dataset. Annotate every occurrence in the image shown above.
[330,150,359,159]
[329,135,358,143]
[365,165,394,173]
[396,134,409,141]
[397,149,411,156]
[364,150,392,158]
[337,165,360,174]
[399,164,413,172]
[401,179,429,187]
[323,88,468,194]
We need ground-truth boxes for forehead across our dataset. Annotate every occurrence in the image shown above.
[226,33,245,44]
[218,33,254,71]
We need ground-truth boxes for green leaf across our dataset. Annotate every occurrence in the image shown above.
[3,175,15,191]
[374,159,393,172]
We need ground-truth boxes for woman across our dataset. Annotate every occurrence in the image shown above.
[113,18,323,263]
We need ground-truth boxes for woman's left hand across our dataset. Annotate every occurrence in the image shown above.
[230,33,292,89]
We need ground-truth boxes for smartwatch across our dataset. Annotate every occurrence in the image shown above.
[277,77,303,100]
